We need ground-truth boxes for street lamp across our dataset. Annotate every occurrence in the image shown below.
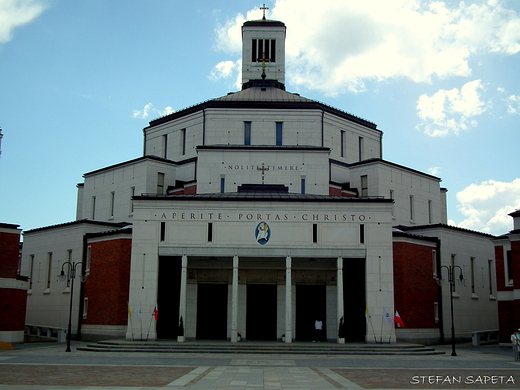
[58,262,87,352]
[437,265,464,356]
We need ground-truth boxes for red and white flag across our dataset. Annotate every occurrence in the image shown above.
[153,303,159,321]
[394,310,405,328]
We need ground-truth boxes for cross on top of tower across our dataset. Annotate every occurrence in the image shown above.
[260,4,269,20]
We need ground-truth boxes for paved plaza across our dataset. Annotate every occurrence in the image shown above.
[0,341,519,390]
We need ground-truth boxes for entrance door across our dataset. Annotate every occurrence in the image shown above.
[196,284,228,340]
[343,258,366,342]
[246,284,277,340]
[296,285,326,341]
[157,256,181,339]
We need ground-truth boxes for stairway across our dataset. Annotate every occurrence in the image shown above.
[77,340,444,355]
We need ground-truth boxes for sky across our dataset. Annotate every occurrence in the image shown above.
[0,0,519,237]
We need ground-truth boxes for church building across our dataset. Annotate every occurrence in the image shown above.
[20,10,498,345]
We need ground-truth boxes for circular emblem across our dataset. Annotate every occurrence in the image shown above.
[255,221,271,245]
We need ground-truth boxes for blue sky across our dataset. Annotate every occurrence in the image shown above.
[0,0,519,236]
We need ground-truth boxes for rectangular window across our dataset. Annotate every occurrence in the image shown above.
[162,134,168,159]
[506,250,513,285]
[83,297,88,319]
[340,131,345,158]
[244,122,251,145]
[301,177,306,194]
[110,191,115,218]
[29,254,34,290]
[208,223,213,243]
[252,39,257,62]
[180,128,186,155]
[130,186,135,214]
[432,250,437,278]
[160,222,166,242]
[220,176,225,194]
[488,260,494,295]
[451,254,456,293]
[312,224,318,244]
[470,257,476,294]
[409,195,415,221]
[91,196,96,220]
[46,252,52,290]
[157,172,165,195]
[85,246,91,275]
[360,224,365,244]
[358,137,364,161]
[276,122,283,145]
[252,39,276,62]
[360,175,368,197]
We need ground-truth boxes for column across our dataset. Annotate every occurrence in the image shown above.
[178,255,188,342]
[337,256,344,343]
[285,256,292,343]
[231,255,239,342]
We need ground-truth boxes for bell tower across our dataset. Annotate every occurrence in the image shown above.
[241,5,286,89]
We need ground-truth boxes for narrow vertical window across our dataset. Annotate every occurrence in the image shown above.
[312,224,318,244]
[360,175,368,197]
[244,122,251,145]
[301,177,306,194]
[389,190,395,218]
[360,224,365,244]
[85,246,91,275]
[470,257,476,294]
[157,172,165,195]
[83,297,88,319]
[160,222,166,242]
[208,223,213,243]
[29,254,34,290]
[180,129,186,155]
[46,252,52,290]
[506,250,513,285]
[451,254,456,293]
[409,195,415,221]
[130,186,135,214]
[110,191,115,218]
[220,176,225,194]
[91,196,96,219]
[258,39,264,60]
[252,39,257,62]
[432,250,437,278]
[276,122,283,146]
[270,39,276,62]
[358,137,364,161]
[264,39,270,60]
[340,131,345,158]
[488,260,494,295]
[162,134,168,159]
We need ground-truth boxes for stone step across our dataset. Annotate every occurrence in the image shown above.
[77,340,444,355]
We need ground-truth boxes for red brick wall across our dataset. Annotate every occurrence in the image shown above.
[0,289,27,331]
[82,238,131,326]
[498,300,515,343]
[393,241,439,329]
[0,232,20,279]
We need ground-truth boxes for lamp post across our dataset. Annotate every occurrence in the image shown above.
[58,262,86,352]
[438,265,463,356]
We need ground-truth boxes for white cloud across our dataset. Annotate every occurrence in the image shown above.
[428,167,441,176]
[132,103,175,119]
[504,94,520,114]
[212,0,520,95]
[209,60,242,89]
[455,178,520,235]
[0,0,46,44]
[415,79,486,136]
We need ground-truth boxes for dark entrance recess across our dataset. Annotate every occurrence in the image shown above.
[295,285,326,341]
[246,284,277,340]
[196,284,228,340]
[343,258,366,342]
[157,256,181,339]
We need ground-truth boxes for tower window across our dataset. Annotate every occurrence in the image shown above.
[252,39,276,63]
[244,122,251,145]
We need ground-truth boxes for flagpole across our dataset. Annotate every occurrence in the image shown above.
[139,301,143,341]
[369,314,377,343]
[128,301,135,341]
[145,314,154,341]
